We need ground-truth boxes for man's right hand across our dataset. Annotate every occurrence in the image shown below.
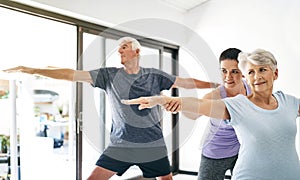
[3,66,34,74]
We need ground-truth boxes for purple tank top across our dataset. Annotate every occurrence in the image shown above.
[202,80,251,158]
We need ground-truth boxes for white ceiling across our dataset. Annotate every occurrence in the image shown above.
[160,0,209,12]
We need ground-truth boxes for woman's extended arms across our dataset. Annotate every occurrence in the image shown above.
[122,95,230,120]
[163,87,221,120]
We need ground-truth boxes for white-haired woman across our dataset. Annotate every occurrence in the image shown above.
[123,49,300,180]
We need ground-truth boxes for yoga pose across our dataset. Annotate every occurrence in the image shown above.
[122,49,300,180]
[4,37,218,180]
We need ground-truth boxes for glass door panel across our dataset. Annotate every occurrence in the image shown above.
[0,6,76,180]
[81,33,106,179]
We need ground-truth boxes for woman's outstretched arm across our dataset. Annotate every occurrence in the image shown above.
[121,95,230,120]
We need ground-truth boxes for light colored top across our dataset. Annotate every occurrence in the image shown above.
[202,80,251,158]
[223,91,300,180]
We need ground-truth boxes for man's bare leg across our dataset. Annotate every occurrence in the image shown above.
[157,173,173,180]
[87,166,117,180]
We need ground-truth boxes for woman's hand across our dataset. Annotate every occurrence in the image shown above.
[121,96,163,110]
[164,99,181,114]
[121,96,181,111]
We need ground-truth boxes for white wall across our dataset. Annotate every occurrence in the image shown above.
[183,0,300,161]
[184,0,300,96]
[20,0,184,28]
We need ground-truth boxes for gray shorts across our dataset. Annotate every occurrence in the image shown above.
[198,154,238,180]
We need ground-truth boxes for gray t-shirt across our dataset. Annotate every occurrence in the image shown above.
[223,91,300,180]
[89,67,176,148]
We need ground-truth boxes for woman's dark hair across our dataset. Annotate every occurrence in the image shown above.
[219,48,242,63]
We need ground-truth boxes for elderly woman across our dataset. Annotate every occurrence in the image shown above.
[122,49,300,180]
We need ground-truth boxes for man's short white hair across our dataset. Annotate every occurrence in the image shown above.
[118,37,141,50]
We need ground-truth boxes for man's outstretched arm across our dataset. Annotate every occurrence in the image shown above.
[3,66,93,83]
[172,77,219,89]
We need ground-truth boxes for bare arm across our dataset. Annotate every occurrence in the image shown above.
[162,78,218,113]
[122,95,230,120]
[183,88,221,119]
[3,66,93,83]
[164,87,221,120]
[172,77,219,89]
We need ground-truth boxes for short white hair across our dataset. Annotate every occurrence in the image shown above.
[238,49,277,73]
[118,37,141,50]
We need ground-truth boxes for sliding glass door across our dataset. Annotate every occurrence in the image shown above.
[0,6,77,180]
[0,3,180,179]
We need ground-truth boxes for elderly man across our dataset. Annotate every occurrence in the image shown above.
[4,37,218,180]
